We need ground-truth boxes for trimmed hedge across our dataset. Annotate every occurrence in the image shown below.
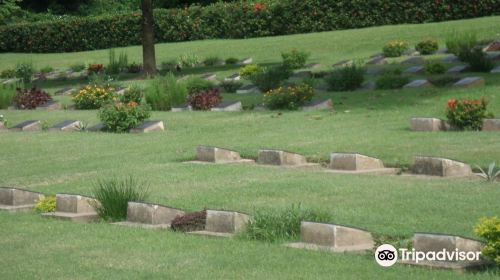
[1,0,500,53]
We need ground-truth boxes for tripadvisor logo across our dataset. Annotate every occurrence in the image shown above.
[374,244,481,267]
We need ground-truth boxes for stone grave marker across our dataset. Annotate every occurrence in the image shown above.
[257,149,309,166]
[447,65,468,74]
[403,79,432,89]
[43,194,99,223]
[302,99,333,111]
[193,146,254,164]
[305,63,322,69]
[88,123,106,132]
[365,67,384,75]
[286,222,374,252]
[453,77,485,88]
[224,74,241,82]
[332,60,353,68]
[236,84,259,94]
[436,48,448,54]
[442,55,459,63]
[401,56,425,65]
[2,78,18,85]
[55,87,76,96]
[0,188,45,212]
[10,120,41,132]
[366,57,388,65]
[412,156,472,177]
[328,153,395,174]
[483,119,500,131]
[491,66,500,73]
[486,52,500,61]
[292,70,312,79]
[403,66,424,75]
[410,118,446,131]
[202,73,217,81]
[37,100,61,110]
[129,121,165,133]
[171,103,193,112]
[49,120,82,132]
[238,58,253,65]
[211,101,242,112]
[189,210,250,238]
[114,202,185,230]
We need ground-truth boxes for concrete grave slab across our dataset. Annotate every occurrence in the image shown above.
[412,156,472,177]
[55,87,76,96]
[189,210,250,238]
[483,119,500,131]
[171,103,193,112]
[491,66,500,73]
[88,123,106,132]
[192,146,254,164]
[447,65,468,74]
[442,55,459,63]
[402,56,425,65]
[113,202,185,230]
[302,99,333,111]
[403,66,424,75]
[305,63,322,69]
[486,52,500,61]
[327,153,396,174]
[49,120,82,132]
[365,67,384,75]
[286,222,374,252]
[0,188,45,212]
[2,78,18,85]
[453,77,485,88]
[403,79,432,88]
[257,149,311,167]
[238,58,253,65]
[202,73,217,81]
[236,84,259,94]
[211,101,242,112]
[332,60,353,68]
[42,193,99,223]
[224,74,241,82]
[366,57,388,65]
[130,121,165,133]
[10,120,41,132]
[37,100,61,110]
[411,118,446,131]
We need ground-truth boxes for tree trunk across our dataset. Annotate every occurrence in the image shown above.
[141,0,156,76]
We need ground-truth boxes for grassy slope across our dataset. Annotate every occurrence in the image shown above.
[0,16,500,279]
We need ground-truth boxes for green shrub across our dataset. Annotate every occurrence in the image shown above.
[474,217,500,266]
[220,80,243,93]
[70,63,86,72]
[415,38,439,55]
[375,73,410,90]
[0,87,15,109]
[239,64,263,80]
[0,69,15,78]
[325,64,365,91]
[145,73,188,111]
[225,57,239,65]
[446,31,477,59]
[106,49,128,75]
[383,40,408,57]
[99,101,152,133]
[281,49,310,70]
[243,204,331,242]
[91,177,149,221]
[252,66,291,92]
[39,66,54,74]
[462,47,494,72]
[120,86,143,104]
[15,61,34,86]
[35,196,56,213]
[263,84,314,110]
[446,98,491,131]
[203,56,222,66]
[184,76,215,94]
[428,76,460,87]
[179,53,201,68]
[425,61,447,75]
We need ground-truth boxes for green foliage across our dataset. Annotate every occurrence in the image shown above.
[70,63,86,72]
[415,38,439,55]
[474,217,500,266]
[39,66,54,74]
[0,69,16,78]
[220,80,243,93]
[425,61,446,75]
[326,64,365,91]
[98,101,151,133]
[15,61,34,86]
[428,76,460,87]
[145,73,188,111]
[106,49,128,75]
[475,162,500,182]
[0,87,16,109]
[252,66,291,92]
[203,55,222,66]
[179,53,201,68]
[35,196,56,213]
[375,73,410,90]
[73,84,115,110]
[239,64,263,80]
[462,47,495,72]
[91,177,149,221]
[225,57,239,65]
[0,0,23,25]
[120,86,143,104]
[184,76,215,94]
[243,204,331,242]
[263,84,314,110]
[446,98,490,131]
[383,40,408,57]
[446,31,477,59]
[281,49,310,70]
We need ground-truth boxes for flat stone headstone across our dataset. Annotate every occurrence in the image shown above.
[329,153,386,172]
[411,118,446,131]
[130,121,165,133]
[49,120,82,132]
[236,84,259,94]
[483,119,500,131]
[189,210,250,238]
[286,222,374,252]
[88,123,106,132]
[10,120,41,132]
[171,103,193,112]
[0,188,44,212]
[486,52,500,61]
[43,193,99,223]
[442,55,459,63]
[332,60,353,68]
[366,57,388,65]
[412,156,472,177]
[453,77,485,88]
[37,100,61,110]
[305,63,322,69]
[491,66,500,73]
[55,87,75,96]
[2,78,18,85]
[403,79,432,89]
[447,65,468,74]
[257,149,308,166]
[202,73,217,81]
[196,146,246,163]
[403,66,424,74]
[238,58,253,65]
[365,67,384,75]
[211,101,242,112]
[224,74,241,82]
[302,99,333,111]
[402,56,425,65]
[114,202,185,230]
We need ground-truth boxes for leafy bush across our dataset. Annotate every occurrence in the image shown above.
[281,49,310,70]
[203,56,222,66]
[184,76,215,94]
[14,87,52,109]
[39,66,54,74]
[106,49,128,75]
[127,62,142,73]
[73,84,115,110]
[0,87,15,109]
[220,80,243,93]
[239,64,263,80]
[70,63,86,72]
[375,74,410,90]
[325,64,365,91]
[145,73,188,111]
[225,57,239,65]
[428,76,460,87]
[425,61,447,75]
[88,64,105,74]
[415,38,439,55]
[252,66,291,92]
[179,53,201,68]
[383,40,408,57]
[474,217,500,266]
[35,196,56,213]
[91,177,149,221]
[446,98,490,131]
[15,61,34,85]
[120,86,143,104]
[462,47,494,72]
[0,69,15,78]
[99,101,151,133]
[171,210,207,232]
[263,84,314,110]
[188,88,222,110]
[243,204,331,242]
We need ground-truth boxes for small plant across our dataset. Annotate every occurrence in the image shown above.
[239,64,263,80]
[475,162,500,182]
[73,84,115,110]
[220,80,243,93]
[14,87,52,109]
[446,98,491,131]
[0,69,16,78]
[127,62,142,73]
[179,54,201,68]
[446,31,477,58]
[252,66,291,92]
[184,76,215,94]
[383,40,408,57]
[225,57,239,65]
[325,64,365,91]
[35,196,56,213]
[15,61,35,86]
[88,64,105,74]
[145,73,188,111]
[188,88,222,111]
[281,49,310,70]
[99,101,151,133]
[39,66,54,74]
[243,204,331,242]
[120,86,142,104]
[161,59,177,70]
[0,114,4,122]
[92,177,149,221]
[425,61,447,75]
[428,76,460,87]
[70,63,86,72]
[203,56,222,66]
[106,49,128,75]
[0,87,15,109]
[462,47,494,72]
[171,210,207,232]
[375,73,410,90]
[263,84,314,110]
[415,38,439,55]
[474,217,500,266]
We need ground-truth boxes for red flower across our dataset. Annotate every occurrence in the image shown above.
[253,2,265,12]
[447,99,457,109]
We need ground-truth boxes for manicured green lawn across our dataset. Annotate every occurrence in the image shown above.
[0,16,500,279]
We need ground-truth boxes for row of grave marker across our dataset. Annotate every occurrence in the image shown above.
[411,118,500,132]
[0,187,491,271]
[0,120,165,133]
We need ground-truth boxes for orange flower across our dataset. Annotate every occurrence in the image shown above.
[127,101,138,107]
[447,99,457,109]
[254,2,265,12]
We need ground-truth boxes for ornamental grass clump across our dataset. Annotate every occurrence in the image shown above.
[445,98,492,131]
[263,84,314,110]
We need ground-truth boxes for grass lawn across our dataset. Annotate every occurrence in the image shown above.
[0,16,499,279]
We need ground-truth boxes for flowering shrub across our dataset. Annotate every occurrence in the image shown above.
[415,38,439,55]
[35,196,56,213]
[263,84,314,110]
[474,217,500,266]
[14,87,52,109]
[188,88,222,110]
[383,40,408,57]
[120,86,143,104]
[88,64,104,74]
[98,101,151,133]
[73,84,115,109]
[446,98,490,131]
[239,64,263,79]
